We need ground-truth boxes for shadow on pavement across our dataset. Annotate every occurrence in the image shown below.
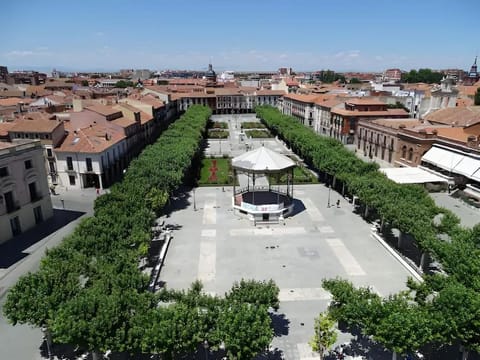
[0,208,85,269]
[162,186,195,217]
[270,312,290,337]
[290,198,306,217]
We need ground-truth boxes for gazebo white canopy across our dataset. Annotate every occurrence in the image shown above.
[232,146,295,173]
[231,146,296,223]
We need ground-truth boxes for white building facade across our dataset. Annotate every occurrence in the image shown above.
[0,140,53,243]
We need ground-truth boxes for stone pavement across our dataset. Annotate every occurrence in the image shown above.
[160,183,413,360]
[430,191,480,228]
[160,114,416,359]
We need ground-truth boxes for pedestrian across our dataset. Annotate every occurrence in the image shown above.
[96,187,100,196]
[336,199,340,208]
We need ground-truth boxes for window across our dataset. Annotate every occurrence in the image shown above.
[10,216,21,236]
[401,145,407,159]
[24,159,32,169]
[0,166,8,177]
[86,158,93,172]
[69,175,76,186]
[66,156,73,171]
[4,191,16,213]
[33,206,43,224]
[408,148,414,161]
[46,148,53,157]
[29,182,38,202]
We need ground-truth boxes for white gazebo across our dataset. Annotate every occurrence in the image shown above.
[232,146,296,224]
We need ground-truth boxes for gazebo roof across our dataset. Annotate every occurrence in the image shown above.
[232,146,296,173]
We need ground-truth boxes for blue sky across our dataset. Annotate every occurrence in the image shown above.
[0,0,477,72]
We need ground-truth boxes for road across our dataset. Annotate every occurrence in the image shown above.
[0,187,96,360]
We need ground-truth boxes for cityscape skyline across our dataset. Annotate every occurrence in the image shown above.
[0,0,478,73]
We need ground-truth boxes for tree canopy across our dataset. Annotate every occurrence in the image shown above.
[256,105,480,358]
[401,69,443,84]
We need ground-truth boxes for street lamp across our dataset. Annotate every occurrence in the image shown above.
[41,326,53,360]
[203,340,209,360]
[193,188,197,211]
[327,185,331,208]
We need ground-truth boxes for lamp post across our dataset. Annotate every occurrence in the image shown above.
[203,340,209,360]
[193,188,197,211]
[41,326,52,360]
[327,185,331,208]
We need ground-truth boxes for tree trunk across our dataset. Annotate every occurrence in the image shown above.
[92,351,102,360]
[364,204,369,218]
[397,231,403,249]
[459,344,469,360]
[392,351,397,360]
[420,252,428,271]
[342,182,345,196]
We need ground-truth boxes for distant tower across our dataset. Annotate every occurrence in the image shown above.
[466,56,479,85]
[205,62,217,87]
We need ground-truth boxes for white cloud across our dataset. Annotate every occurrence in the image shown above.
[5,50,34,57]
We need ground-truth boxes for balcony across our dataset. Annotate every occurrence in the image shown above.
[83,167,96,174]
[64,167,76,174]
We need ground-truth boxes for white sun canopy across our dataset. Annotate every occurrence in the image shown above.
[232,146,296,173]
[421,145,480,181]
[380,167,447,184]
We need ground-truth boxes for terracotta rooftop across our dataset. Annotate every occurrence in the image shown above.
[424,106,480,127]
[346,98,386,106]
[456,97,474,107]
[0,97,34,106]
[138,111,153,124]
[255,89,286,96]
[435,127,478,143]
[56,124,125,153]
[368,118,423,129]
[85,104,122,117]
[332,108,409,117]
[137,96,164,108]
[9,117,62,133]
[283,93,323,103]
[0,122,16,136]
[457,85,478,97]
[111,116,136,128]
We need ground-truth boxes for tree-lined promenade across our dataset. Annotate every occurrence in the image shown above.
[3,106,279,360]
[5,104,480,359]
[256,105,480,359]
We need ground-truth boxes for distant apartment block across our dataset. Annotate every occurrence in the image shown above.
[0,140,53,243]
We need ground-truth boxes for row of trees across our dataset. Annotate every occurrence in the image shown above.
[401,68,444,84]
[256,106,480,359]
[4,105,279,359]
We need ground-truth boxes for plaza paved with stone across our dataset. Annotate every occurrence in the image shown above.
[161,184,413,359]
[161,114,415,360]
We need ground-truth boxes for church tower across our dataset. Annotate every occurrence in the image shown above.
[466,56,479,85]
[205,63,217,87]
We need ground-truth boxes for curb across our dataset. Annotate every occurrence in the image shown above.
[370,231,424,283]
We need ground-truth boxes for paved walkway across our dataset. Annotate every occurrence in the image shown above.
[160,115,415,360]
[0,187,96,360]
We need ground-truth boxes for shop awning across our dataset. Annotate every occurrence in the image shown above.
[421,146,464,172]
[380,167,447,184]
[454,156,480,178]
